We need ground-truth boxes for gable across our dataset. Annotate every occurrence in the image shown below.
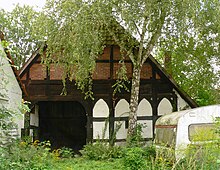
[19,45,171,84]
[19,44,197,108]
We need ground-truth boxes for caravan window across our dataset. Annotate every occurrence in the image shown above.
[188,123,216,141]
[155,125,176,147]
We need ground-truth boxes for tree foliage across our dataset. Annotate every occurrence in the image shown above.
[36,0,220,137]
[0,5,41,68]
[36,0,168,137]
[157,0,220,105]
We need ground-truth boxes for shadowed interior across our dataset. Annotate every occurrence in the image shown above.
[39,101,87,152]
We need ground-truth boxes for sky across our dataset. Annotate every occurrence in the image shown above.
[0,0,46,11]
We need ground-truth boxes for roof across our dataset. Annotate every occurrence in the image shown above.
[0,31,28,98]
[19,47,41,78]
[156,104,220,126]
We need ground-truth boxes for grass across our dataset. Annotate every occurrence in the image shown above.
[1,142,220,170]
[1,131,220,170]
[65,158,123,170]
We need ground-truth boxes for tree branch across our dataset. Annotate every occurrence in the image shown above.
[137,16,148,67]
[141,7,167,66]
[103,17,135,63]
[133,20,141,37]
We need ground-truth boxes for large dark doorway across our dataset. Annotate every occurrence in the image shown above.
[39,101,87,152]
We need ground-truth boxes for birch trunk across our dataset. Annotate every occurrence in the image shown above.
[127,66,141,139]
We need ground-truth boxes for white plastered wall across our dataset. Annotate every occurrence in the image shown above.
[93,99,109,139]
[158,90,192,115]
[115,98,153,139]
[158,98,173,116]
[114,99,129,139]
[0,43,23,137]
[174,90,191,111]
[30,105,39,127]
[137,99,153,138]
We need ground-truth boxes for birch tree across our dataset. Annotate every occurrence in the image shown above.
[37,0,220,140]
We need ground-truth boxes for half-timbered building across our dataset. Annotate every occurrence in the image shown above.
[19,43,197,152]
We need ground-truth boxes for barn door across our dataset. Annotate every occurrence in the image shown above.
[39,101,87,152]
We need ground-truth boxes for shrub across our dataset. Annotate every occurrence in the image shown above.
[126,124,145,147]
[0,139,56,170]
[81,141,123,160]
[176,142,220,170]
[123,147,146,170]
[142,145,156,161]
[53,147,74,159]
[153,146,175,169]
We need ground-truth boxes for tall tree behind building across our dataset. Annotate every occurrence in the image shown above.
[0,5,41,68]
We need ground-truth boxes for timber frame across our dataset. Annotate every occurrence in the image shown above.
[19,44,198,146]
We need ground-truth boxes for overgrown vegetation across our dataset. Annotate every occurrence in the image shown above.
[81,141,123,161]
[0,133,219,169]
[0,118,219,170]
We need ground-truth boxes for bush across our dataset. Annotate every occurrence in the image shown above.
[81,141,123,160]
[123,147,146,170]
[53,147,74,159]
[176,142,220,170]
[0,139,56,170]
[142,145,156,160]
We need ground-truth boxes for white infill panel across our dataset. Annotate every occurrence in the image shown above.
[30,105,39,127]
[115,99,129,139]
[93,99,109,117]
[93,122,109,139]
[115,99,130,117]
[137,98,152,116]
[174,90,191,110]
[137,120,153,138]
[137,99,153,138]
[115,121,127,139]
[93,99,109,139]
[158,98,173,116]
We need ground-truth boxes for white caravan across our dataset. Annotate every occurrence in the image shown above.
[154,105,220,160]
